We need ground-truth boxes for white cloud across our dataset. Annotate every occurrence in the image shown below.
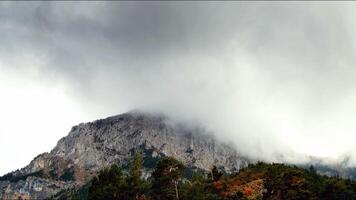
[2,2,356,174]
[0,68,92,175]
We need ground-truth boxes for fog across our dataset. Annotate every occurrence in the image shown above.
[1,2,356,174]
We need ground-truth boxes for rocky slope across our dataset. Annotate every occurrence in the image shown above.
[0,111,249,199]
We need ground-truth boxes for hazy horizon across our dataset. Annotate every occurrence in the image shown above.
[1,2,356,175]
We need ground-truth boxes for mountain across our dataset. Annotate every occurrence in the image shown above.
[0,111,249,199]
[300,156,356,180]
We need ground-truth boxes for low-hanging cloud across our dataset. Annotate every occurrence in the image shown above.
[2,2,356,167]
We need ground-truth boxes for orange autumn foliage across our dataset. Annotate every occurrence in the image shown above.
[243,186,253,196]
[212,180,224,191]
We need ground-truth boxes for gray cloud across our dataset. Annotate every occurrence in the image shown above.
[2,2,356,165]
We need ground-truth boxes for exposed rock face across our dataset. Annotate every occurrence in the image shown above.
[0,177,74,200]
[0,111,248,199]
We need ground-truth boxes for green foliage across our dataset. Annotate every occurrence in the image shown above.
[180,171,222,200]
[61,156,356,200]
[263,164,316,199]
[258,163,356,200]
[208,166,223,181]
[127,150,150,199]
[319,178,356,200]
[60,168,75,181]
[88,164,127,200]
[49,182,91,200]
[70,183,91,200]
[151,157,185,200]
[129,150,143,184]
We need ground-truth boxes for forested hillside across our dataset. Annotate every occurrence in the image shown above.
[53,151,356,200]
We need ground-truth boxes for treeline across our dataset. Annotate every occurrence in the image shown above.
[59,151,356,200]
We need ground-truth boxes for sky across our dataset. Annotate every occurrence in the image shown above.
[1,2,356,175]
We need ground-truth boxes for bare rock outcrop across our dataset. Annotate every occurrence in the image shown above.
[0,111,248,199]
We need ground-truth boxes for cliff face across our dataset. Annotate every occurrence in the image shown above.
[0,111,248,199]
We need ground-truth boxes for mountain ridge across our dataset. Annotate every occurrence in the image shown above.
[0,111,249,199]
[2,110,356,199]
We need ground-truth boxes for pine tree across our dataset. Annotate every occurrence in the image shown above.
[128,150,147,199]
[151,157,184,200]
[208,166,222,181]
[88,164,127,200]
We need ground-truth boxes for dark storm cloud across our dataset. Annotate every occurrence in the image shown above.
[2,2,356,164]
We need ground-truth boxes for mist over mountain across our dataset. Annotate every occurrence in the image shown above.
[1,111,356,199]
[0,111,249,199]
[2,1,356,181]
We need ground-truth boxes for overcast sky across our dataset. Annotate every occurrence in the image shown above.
[2,2,356,175]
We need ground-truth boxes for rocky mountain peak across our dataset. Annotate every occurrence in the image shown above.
[0,111,248,199]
